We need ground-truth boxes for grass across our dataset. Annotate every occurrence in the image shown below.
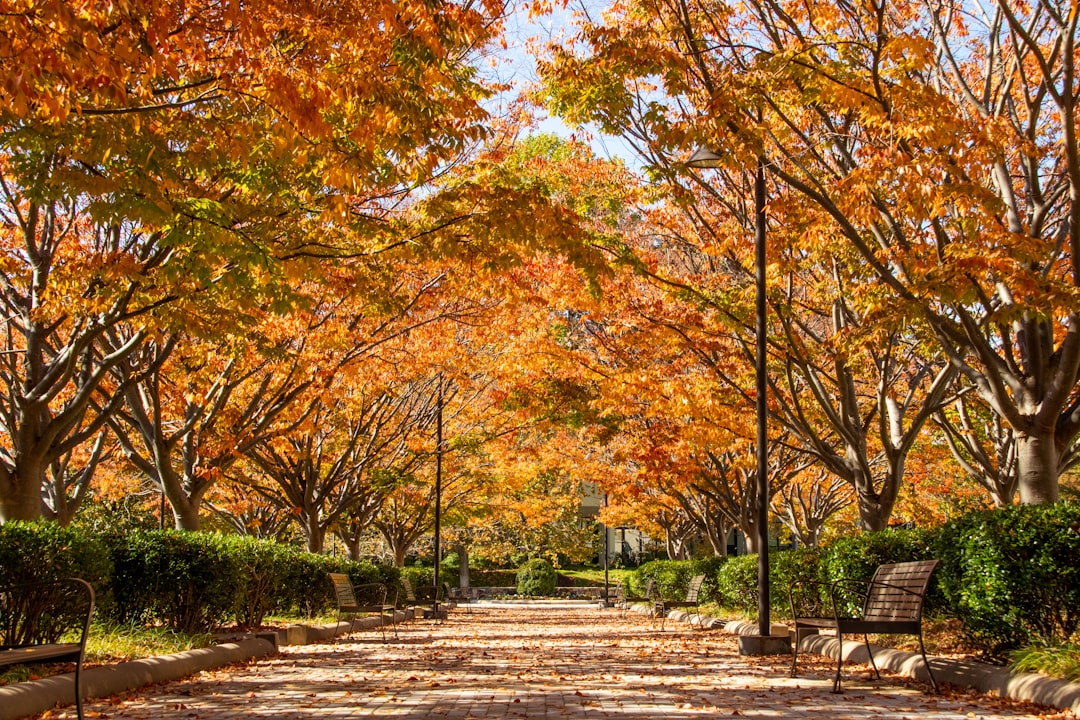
[1011,644,1080,683]
[84,621,216,663]
[558,567,633,586]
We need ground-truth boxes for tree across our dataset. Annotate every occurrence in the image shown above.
[108,329,317,531]
[772,468,853,547]
[245,377,437,553]
[540,0,1080,505]
[0,0,504,523]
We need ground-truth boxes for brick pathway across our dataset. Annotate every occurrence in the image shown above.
[44,605,1072,719]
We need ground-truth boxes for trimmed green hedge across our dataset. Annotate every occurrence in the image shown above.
[819,527,939,616]
[0,520,113,599]
[715,547,822,616]
[634,557,725,603]
[0,524,399,634]
[109,530,243,633]
[936,502,1080,656]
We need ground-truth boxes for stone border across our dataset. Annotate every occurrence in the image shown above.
[0,611,411,720]
[651,607,1080,715]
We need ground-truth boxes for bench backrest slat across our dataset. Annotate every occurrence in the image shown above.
[401,577,417,602]
[329,573,358,608]
[685,574,706,602]
[863,560,939,622]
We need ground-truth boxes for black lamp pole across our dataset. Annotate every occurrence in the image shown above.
[686,146,771,637]
[433,379,443,617]
[752,155,770,638]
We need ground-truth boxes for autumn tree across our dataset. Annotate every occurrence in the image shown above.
[772,467,853,547]
[538,0,1080,507]
[244,378,437,554]
[0,0,504,523]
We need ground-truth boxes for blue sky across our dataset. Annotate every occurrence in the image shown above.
[484,0,642,168]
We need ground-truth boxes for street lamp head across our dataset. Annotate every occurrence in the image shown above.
[686,145,724,169]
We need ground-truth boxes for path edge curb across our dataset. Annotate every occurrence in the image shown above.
[796,633,1080,715]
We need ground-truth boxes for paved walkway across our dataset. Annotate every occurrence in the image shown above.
[38,605,1073,719]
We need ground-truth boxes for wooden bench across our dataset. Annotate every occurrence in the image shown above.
[400,577,447,620]
[328,573,396,642]
[615,577,655,616]
[656,574,706,630]
[789,559,940,692]
[0,578,95,720]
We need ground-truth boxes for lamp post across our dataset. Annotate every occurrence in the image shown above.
[428,377,447,620]
[602,493,611,607]
[686,147,787,653]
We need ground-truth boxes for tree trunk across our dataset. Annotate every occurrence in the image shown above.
[344,537,362,561]
[704,521,730,557]
[394,543,408,568]
[302,518,325,554]
[0,465,45,523]
[458,544,470,588]
[1016,432,1060,504]
[743,528,761,554]
[849,459,897,532]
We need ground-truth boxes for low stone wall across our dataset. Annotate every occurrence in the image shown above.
[464,586,605,600]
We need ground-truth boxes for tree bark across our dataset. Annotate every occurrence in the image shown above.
[1016,433,1061,505]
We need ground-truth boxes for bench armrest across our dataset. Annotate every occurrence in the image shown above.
[0,578,95,649]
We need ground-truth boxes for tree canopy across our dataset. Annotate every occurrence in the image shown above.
[1,0,1077,566]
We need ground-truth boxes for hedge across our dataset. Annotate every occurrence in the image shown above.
[634,557,725,603]
[0,524,400,634]
[0,521,112,598]
[715,547,822,616]
[108,530,243,633]
[819,527,939,615]
[935,502,1080,656]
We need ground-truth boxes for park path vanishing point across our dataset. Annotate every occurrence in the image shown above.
[34,604,1076,719]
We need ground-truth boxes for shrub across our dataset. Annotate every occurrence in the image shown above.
[400,566,434,590]
[228,537,295,629]
[773,546,824,618]
[516,558,557,596]
[0,521,113,592]
[633,560,689,600]
[276,548,337,618]
[274,552,397,618]
[108,530,241,633]
[715,555,758,614]
[714,548,821,617]
[935,502,1080,657]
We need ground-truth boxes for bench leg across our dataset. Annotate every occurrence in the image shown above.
[918,630,939,693]
[789,625,799,678]
[832,630,844,693]
[864,634,881,681]
[74,658,84,720]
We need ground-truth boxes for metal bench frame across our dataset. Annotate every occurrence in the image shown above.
[656,574,706,630]
[0,577,95,720]
[789,559,940,693]
[328,573,396,642]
